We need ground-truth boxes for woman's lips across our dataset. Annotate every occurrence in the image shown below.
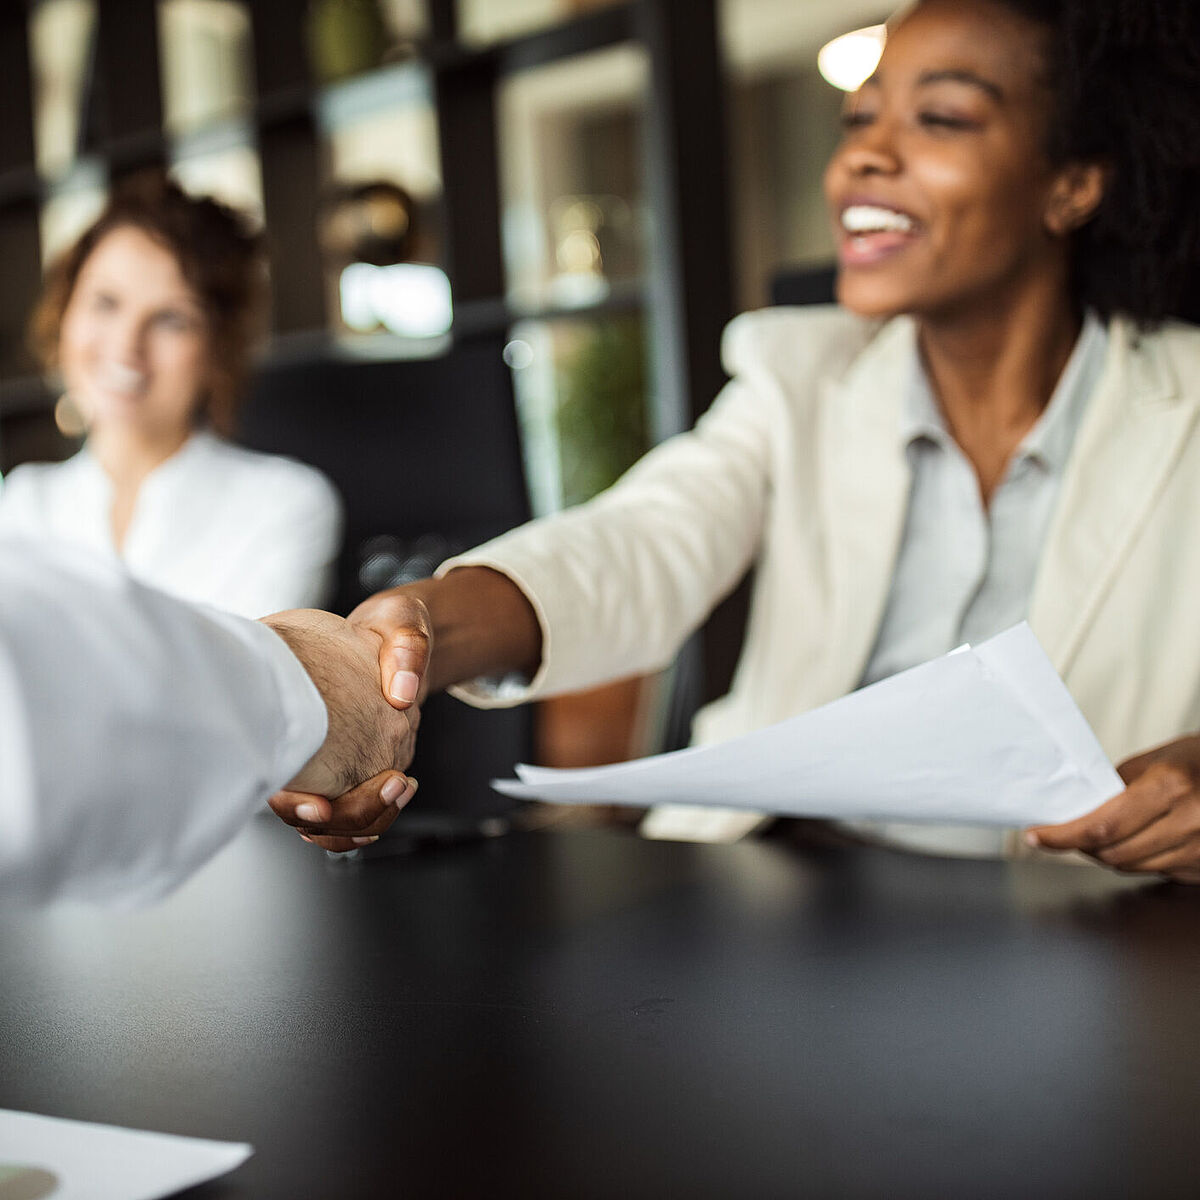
[837,228,918,267]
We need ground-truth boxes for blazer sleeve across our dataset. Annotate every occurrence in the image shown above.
[0,538,327,907]
[439,315,780,706]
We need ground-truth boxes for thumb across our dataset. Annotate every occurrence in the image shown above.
[1117,746,1165,786]
[379,602,433,710]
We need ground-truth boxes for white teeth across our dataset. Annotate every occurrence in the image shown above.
[841,205,916,234]
[99,364,147,394]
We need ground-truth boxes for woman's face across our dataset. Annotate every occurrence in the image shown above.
[823,0,1074,321]
[58,225,211,440]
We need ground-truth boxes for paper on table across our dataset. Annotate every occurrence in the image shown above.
[0,1109,251,1200]
[494,624,1124,827]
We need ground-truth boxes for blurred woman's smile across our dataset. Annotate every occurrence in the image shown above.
[59,225,210,446]
[824,0,1068,323]
[836,199,922,266]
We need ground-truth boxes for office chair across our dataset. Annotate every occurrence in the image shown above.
[238,332,532,841]
[769,263,838,307]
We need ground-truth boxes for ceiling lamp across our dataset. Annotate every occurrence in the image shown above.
[817,24,886,92]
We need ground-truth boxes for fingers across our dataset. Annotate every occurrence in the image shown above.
[350,592,433,711]
[1116,744,1165,786]
[269,789,334,828]
[1027,761,1200,881]
[1027,763,1190,854]
[383,617,432,711]
[297,775,420,855]
[297,833,370,853]
[1093,811,1200,871]
[272,770,418,840]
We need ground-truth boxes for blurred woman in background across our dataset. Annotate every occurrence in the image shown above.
[0,175,341,619]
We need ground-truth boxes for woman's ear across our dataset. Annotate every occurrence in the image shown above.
[1044,161,1109,236]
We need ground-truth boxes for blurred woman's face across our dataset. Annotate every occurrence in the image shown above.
[59,226,210,441]
[823,0,1067,321]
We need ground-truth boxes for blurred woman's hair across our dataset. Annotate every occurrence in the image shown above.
[30,174,268,435]
[997,0,1200,325]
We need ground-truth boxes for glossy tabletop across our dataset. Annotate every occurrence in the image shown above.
[3,817,1200,1199]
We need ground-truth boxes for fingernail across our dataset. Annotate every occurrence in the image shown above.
[295,802,323,822]
[352,836,380,846]
[380,775,406,804]
[1024,831,1041,848]
[389,670,420,704]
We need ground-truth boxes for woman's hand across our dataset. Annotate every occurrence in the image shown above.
[269,769,420,851]
[348,569,541,701]
[1027,735,1200,882]
[348,588,434,710]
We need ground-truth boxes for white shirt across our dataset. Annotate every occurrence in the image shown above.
[0,431,343,619]
[851,312,1109,856]
[0,537,327,906]
[863,312,1109,686]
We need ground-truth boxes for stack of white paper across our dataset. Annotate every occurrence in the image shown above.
[493,624,1123,827]
[0,1109,251,1200]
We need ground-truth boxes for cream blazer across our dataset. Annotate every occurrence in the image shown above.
[447,305,1200,768]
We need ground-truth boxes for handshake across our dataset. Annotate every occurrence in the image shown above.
[260,592,433,852]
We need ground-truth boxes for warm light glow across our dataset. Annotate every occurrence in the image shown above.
[818,24,886,92]
[339,262,453,338]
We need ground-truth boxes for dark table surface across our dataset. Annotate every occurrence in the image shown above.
[3,816,1200,1200]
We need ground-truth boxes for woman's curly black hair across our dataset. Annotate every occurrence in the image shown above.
[997,0,1200,326]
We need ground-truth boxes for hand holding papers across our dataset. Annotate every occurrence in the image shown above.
[494,624,1123,827]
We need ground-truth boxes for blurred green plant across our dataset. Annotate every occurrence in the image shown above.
[554,316,649,508]
[307,0,387,83]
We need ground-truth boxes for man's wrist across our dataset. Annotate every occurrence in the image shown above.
[252,618,329,790]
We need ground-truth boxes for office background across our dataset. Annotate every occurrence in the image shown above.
[0,0,890,771]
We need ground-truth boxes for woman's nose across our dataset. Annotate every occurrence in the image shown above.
[840,120,901,177]
[107,317,147,367]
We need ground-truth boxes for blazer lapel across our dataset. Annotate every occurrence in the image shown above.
[1031,317,1199,673]
[817,317,913,695]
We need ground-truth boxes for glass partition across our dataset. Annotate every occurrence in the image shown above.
[498,44,646,312]
[719,0,891,309]
[457,0,625,47]
[29,0,97,181]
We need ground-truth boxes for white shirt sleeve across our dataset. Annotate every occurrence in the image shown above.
[0,537,328,907]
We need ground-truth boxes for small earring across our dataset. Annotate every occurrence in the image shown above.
[53,393,87,439]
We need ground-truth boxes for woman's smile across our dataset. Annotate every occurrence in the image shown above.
[58,225,210,442]
[837,200,922,266]
[823,0,1067,322]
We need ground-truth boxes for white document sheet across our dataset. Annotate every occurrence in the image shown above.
[494,624,1124,827]
[0,1109,251,1200]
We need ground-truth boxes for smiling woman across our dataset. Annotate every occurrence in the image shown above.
[280,0,1200,881]
[0,176,344,620]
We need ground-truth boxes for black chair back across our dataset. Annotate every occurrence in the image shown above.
[239,333,532,834]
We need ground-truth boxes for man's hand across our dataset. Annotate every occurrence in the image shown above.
[261,608,431,847]
[1027,734,1200,883]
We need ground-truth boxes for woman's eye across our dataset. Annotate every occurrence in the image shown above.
[156,311,194,332]
[917,111,978,131]
[840,110,875,130]
[91,292,118,312]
